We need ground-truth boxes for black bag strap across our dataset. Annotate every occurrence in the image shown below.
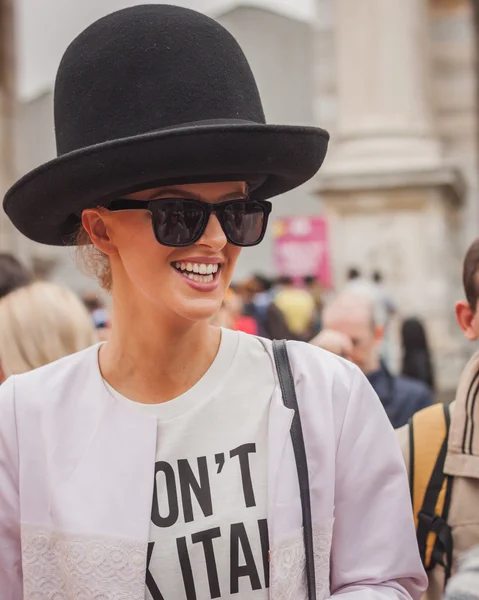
[416,404,454,587]
[272,339,316,600]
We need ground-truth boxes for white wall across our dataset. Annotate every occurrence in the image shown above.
[14,0,317,101]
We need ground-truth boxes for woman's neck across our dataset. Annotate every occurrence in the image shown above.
[99,295,222,404]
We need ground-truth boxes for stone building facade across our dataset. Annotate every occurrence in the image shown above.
[316,0,476,390]
[0,0,477,391]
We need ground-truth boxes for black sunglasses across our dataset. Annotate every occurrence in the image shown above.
[105,197,272,247]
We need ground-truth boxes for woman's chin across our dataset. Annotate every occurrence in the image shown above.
[174,298,223,323]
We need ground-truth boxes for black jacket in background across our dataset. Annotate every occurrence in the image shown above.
[367,362,433,429]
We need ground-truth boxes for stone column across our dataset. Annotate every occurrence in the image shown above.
[0,91,14,251]
[318,0,466,394]
[325,0,441,174]
[0,0,20,252]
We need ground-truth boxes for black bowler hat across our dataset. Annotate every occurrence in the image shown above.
[3,4,329,246]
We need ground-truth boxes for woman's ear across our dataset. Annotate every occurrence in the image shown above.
[81,209,117,256]
[455,301,479,341]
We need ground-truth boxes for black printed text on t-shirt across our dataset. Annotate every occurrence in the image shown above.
[146,443,269,600]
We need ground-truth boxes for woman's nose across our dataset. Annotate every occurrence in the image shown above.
[196,213,228,250]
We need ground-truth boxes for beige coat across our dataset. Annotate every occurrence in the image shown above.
[397,351,479,600]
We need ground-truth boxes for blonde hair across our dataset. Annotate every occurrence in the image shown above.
[0,282,98,376]
[76,226,112,291]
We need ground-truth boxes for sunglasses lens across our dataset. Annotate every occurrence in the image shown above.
[151,199,267,247]
[153,200,205,246]
[222,201,266,246]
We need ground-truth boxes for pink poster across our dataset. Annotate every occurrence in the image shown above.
[273,216,331,287]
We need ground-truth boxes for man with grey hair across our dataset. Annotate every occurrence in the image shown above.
[319,292,432,428]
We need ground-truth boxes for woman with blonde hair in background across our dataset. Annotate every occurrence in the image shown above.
[0,281,97,381]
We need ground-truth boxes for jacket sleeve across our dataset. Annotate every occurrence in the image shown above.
[330,367,427,600]
[0,377,23,599]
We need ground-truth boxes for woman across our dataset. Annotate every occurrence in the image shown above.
[0,281,97,380]
[401,317,435,390]
[0,5,426,599]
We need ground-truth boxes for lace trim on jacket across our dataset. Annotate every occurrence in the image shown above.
[270,519,334,600]
[21,523,147,600]
[21,519,333,600]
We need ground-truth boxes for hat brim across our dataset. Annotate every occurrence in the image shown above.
[3,122,329,245]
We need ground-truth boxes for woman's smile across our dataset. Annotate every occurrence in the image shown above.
[171,259,223,291]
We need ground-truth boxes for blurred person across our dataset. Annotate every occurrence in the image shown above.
[82,290,111,341]
[225,288,258,334]
[345,267,384,311]
[323,292,432,427]
[82,290,110,328]
[347,266,361,282]
[310,329,353,361]
[303,274,323,307]
[0,282,97,381]
[251,272,277,307]
[372,270,397,368]
[210,299,236,330]
[274,275,316,340]
[397,238,479,599]
[373,270,396,321]
[0,6,426,600]
[344,266,386,325]
[304,274,324,333]
[401,317,435,390]
[243,274,294,339]
[211,289,257,334]
[345,267,376,298]
[321,292,380,374]
[0,252,32,298]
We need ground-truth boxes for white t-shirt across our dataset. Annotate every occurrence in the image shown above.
[104,329,275,600]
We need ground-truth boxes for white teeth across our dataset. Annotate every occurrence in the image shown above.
[182,272,214,283]
[173,261,221,279]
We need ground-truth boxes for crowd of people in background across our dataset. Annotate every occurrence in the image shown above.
[0,250,438,432]
[0,257,435,427]
[211,267,435,429]
[1,247,479,600]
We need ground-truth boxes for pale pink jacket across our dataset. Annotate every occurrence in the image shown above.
[0,339,427,599]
